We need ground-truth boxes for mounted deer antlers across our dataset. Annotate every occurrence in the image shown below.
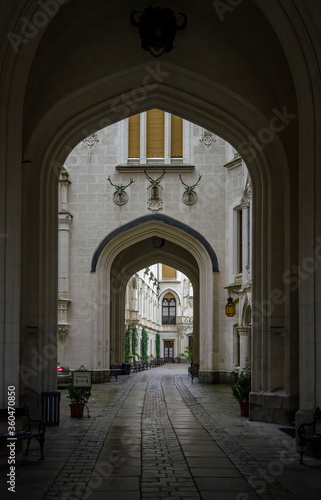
[179,174,202,205]
[144,168,165,212]
[144,168,165,189]
[107,176,135,205]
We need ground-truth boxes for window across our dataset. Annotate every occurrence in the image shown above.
[147,109,165,159]
[162,264,176,280]
[162,294,176,325]
[128,109,183,163]
[171,114,183,158]
[128,114,140,158]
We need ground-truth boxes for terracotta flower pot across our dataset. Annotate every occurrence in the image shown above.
[239,402,249,417]
[69,403,84,418]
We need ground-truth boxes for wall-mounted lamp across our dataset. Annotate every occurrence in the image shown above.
[130,6,187,58]
[225,293,236,317]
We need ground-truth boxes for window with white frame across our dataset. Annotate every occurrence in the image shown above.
[128,109,183,164]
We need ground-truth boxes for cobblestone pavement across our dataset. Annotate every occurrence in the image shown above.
[1,364,321,500]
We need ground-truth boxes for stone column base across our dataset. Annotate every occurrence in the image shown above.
[198,370,235,384]
[250,391,298,425]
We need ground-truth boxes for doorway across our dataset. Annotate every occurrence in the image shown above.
[164,341,174,362]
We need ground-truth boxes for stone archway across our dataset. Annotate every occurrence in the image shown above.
[92,216,217,382]
[2,1,320,425]
[17,76,297,423]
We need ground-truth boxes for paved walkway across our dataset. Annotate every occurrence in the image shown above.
[1,364,321,500]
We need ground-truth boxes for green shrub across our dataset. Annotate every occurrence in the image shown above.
[67,384,91,405]
[231,358,251,403]
[156,333,160,358]
[141,328,148,362]
[131,327,138,360]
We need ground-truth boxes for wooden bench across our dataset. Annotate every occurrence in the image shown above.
[298,406,321,464]
[0,405,46,461]
[110,363,127,381]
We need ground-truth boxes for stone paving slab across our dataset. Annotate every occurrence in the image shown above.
[1,364,321,499]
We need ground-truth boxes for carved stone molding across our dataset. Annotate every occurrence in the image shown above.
[245,263,251,282]
[59,166,71,184]
[58,325,69,337]
[147,184,163,212]
[177,316,193,324]
[240,196,250,209]
[244,175,252,199]
[199,129,217,148]
[58,212,73,224]
[147,197,163,212]
[237,326,251,337]
[82,132,99,148]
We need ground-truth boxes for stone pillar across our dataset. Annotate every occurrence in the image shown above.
[131,277,138,310]
[237,326,251,368]
[57,168,72,358]
[240,197,250,278]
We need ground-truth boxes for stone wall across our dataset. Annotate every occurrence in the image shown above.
[58,116,249,374]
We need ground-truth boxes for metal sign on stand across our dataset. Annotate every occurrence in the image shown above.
[72,365,92,418]
[72,369,92,387]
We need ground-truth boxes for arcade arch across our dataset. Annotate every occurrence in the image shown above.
[18,78,296,424]
[2,1,319,425]
[92,216,217,382]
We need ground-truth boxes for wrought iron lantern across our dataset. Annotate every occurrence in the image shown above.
[130,6,187,57]
[225,295,236,317]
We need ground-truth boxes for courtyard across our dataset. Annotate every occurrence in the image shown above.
[1,364,320,500]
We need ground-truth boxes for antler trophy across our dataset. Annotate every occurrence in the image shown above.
[144,168,165,212]
[179,174,202,205]
[144,168,165,198]
[107,176,134,205]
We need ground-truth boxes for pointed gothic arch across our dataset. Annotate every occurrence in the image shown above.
[91,216,216,379]
[2,0,319,424]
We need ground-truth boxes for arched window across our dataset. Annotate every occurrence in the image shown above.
[162,294,176,325]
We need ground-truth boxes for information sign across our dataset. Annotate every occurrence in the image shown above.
[72,371,92,387]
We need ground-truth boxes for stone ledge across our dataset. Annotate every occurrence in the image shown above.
[116,164,195,173]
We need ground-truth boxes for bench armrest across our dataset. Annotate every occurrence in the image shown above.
[24,405,46,435]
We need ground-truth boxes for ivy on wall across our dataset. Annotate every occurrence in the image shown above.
[156,333,161,359]
[125,328,131,362]
[141,328,148,362]
[131,327,138,360]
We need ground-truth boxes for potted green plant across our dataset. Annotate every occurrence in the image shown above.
[184,346,193,365]
[231,358,251,416]
[67,384,91,418]
[176,353,188,363]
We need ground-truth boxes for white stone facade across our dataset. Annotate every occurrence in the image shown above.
[57,115,251,378]
[124,265,193,361]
